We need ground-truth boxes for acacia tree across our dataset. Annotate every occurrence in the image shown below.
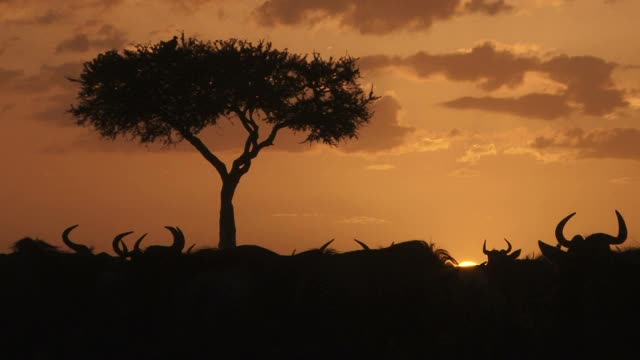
[68,34,378,249]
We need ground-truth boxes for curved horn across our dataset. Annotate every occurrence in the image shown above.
[165,226,186,253]
[133,233,147,256]
[319,239,334,252]
[482,239,489,255]
[605,210,628,245]
[119,237,130,255]
[112,231,134,258]
[291,249,296,255]
[504,238,512,253]
[555,212,576,247]
[354,239,370,250]
[62,224,91,254]
[187,244,196,254]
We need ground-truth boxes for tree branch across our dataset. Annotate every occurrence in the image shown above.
[230,121,289,178]
[235,107,259,155]
[254,121,287,155]
[180,130,228,178]
[236,107,258,135]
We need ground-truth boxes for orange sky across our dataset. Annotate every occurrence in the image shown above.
[2,0,640,263]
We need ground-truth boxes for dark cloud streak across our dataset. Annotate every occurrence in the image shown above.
[464,0,513,15]
[443,93,572,120]
[254,0,513,34]
[361,42,628,119]
[339,95,416,153]
[531,127,640,160]
[55,25,127,54]
[0,1,123,25]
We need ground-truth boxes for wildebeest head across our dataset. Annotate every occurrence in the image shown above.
[292,239,336,256]
[538,210,627,263]
[136,226,185,256]
[61,224,94,255]
[112,231,147,259]
[113,226,186,258]
[482,238,521,266]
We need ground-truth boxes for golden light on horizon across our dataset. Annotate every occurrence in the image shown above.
[457,261,479,267]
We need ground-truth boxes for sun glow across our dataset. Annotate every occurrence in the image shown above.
[457,261,479,267]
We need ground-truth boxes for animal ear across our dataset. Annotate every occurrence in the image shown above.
[509,249,521,259]
[539,240,565,264]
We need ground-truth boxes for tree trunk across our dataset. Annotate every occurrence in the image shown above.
[219,177,239,249]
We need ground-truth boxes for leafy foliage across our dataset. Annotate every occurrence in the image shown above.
[68,34,378,147]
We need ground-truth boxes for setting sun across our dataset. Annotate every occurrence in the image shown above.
[457,261,479,267]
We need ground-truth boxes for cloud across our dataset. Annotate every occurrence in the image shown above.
[361,42,628,119]
[442,93,572,120]
[448,168,481,178]
[610,177,637,185]
[32,106,76,127]
[394,133,451,153]
[0,103,15,113]
[0,36,21,57]
[337,216,391,224]
[464,0,513,14]
[0,63,89,131]
[56,34,91,53]
[253,0,514,34]
[0,67,24,84]
[338,95,416,153]
[1,8,68,25]
[457,143,497,163]
[55,24,127,54]
[538,55,628,116]
[165,0,225,12]
[0,1,123,25]
[272,212,323,217]
[33,9,66,24]
[12,62,84,94]
[365,164,395,171]
[360,42,538,91]
[530,127,640,160]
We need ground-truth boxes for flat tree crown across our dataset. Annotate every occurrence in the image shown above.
[68,34,378,147]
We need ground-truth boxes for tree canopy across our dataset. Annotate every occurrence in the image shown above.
[69,35,376,147]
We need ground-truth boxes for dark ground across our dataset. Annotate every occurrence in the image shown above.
[2,245,639,360]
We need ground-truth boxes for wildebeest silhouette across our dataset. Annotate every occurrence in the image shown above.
[481,238,521,267]
[538,210,627,264]
[112,226,187,259]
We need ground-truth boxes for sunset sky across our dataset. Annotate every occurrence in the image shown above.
[2,0,640,263]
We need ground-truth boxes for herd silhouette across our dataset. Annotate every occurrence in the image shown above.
[10,210,630,265]
[1,210,639,359]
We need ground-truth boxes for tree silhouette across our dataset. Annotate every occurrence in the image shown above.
[68,34,378,249]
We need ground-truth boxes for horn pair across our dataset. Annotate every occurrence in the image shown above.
[555,210,627,246]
